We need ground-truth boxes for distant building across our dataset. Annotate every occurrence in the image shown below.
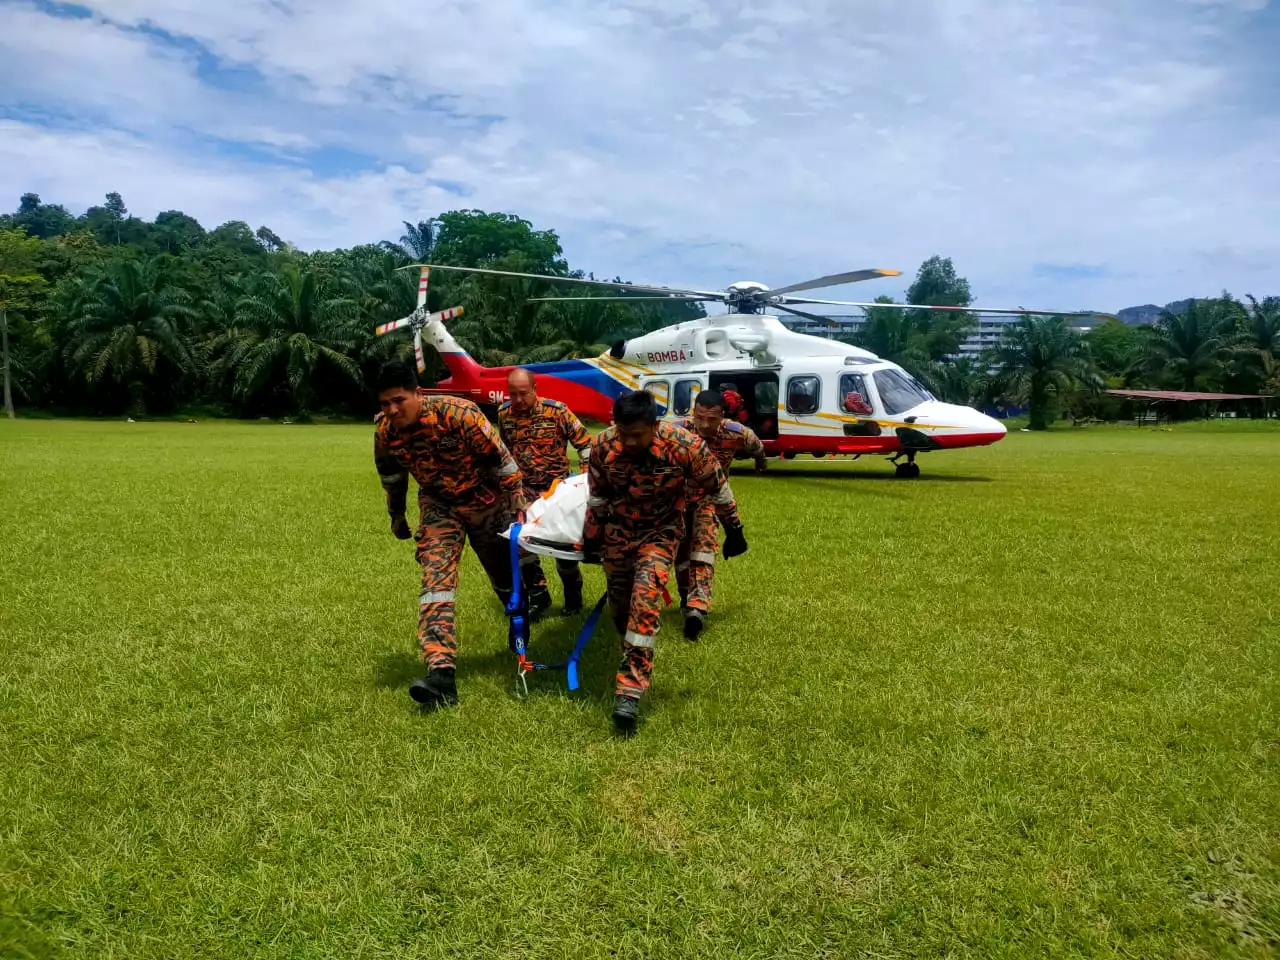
[777,311,1015,364]
[955,316,1016,361]
[775,315,865,342]
[779,310,1098,367]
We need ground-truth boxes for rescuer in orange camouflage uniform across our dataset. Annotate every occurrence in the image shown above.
[497,367,594,616]
[582,389,748,736]
[674,389,768,640]
[373,360,527,708]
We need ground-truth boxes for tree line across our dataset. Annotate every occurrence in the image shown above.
[833,256,1277,429]
[1,192,1276,428]
[0,193,703,421]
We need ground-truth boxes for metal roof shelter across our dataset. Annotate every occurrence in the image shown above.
[1105,389,1269,402]
[1105,389,1272,424]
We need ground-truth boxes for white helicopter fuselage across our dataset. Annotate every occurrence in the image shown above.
[597,312,1006,459]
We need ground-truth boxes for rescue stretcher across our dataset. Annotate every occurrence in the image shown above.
[499,474,675,698]
[500,475,602,697]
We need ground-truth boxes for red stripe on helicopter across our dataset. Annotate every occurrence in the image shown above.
[764,431,1005,455]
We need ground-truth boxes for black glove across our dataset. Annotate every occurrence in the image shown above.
[722,525,748,559]
[390,515,413,540]
[754,457,768,473]
[580,538,603,565]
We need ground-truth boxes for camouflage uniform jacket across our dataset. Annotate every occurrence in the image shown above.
[675,418,765,502]
[374,396,524,517]
[497,397,592,492]
[584,421,740,551]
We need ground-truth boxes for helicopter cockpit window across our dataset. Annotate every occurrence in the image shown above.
[673,379,700,416]
[873,368,930,416]
[839,373,874,415]
[785,375,821,416]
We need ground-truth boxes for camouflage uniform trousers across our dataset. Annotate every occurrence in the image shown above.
[517,479,584,603]
[416,494,515,670]
[675,499,719,616]
[602,535,677,699]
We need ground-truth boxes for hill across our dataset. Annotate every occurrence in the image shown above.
[1115,298,1198,326]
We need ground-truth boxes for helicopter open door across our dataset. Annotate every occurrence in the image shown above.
[707,372,779,439]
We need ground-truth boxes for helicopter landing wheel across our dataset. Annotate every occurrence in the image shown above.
[894,457,921,479]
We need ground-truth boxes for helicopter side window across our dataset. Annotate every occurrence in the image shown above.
[643,379,670,415]
[672,379,700,417]
[873,368,930,416]
[839,373,874,416]
[786,375,821,416]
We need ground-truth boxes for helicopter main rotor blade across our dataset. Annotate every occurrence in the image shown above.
[526,295,719,303]
[776,297,1114,319]
[398,263,721,300]
[772,303,850,328]
[765,268,902,298]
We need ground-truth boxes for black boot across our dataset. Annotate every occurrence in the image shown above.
[612,694,640,738]
[410,667,458,707]
[562,579,584,616]
[527,587,553,621]
[683,609,705,641]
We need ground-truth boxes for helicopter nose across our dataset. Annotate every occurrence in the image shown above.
[923,402,1007,447]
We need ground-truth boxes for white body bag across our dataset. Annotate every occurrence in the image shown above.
[501,473,589,562]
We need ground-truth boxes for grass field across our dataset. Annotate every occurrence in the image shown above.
[2,418,1279,959]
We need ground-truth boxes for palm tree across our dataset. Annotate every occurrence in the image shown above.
[1231,295,1280,403]
[1146,299,1235,392]
[210,261,363,415]
[438,252,557,365]
[516,296,638,362]
[851,304,935,383]
[63,259,197,413]
[197,274,248,336]
[852,296,972,393]
[339,248,448,384]
[380,219,438,262]
[932,356,985,406]
[986,315,1100,430]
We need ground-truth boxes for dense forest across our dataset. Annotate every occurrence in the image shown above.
[0,191,1276,428]
[0,193,704,421]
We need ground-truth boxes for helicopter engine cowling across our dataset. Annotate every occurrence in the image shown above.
[728,333,769,354]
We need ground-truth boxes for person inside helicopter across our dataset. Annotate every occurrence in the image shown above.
[709,375,779,439]
[843,390,873,416]
[718,384,750,424]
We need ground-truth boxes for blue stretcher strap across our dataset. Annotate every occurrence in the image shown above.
[506,522,527,658]
[505,520,605,690]
[506,522,524,613]
[566,595,607,692]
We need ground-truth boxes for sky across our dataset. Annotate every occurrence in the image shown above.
[1,0,1278,314]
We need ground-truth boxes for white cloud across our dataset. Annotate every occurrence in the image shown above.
[1,0,1278,310]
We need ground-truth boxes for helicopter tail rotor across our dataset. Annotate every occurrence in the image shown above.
[375,264,466,374]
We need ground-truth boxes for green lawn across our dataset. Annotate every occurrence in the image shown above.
[2,418,1278,959]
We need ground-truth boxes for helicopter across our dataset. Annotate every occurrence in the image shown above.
[374,262,1108,478]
